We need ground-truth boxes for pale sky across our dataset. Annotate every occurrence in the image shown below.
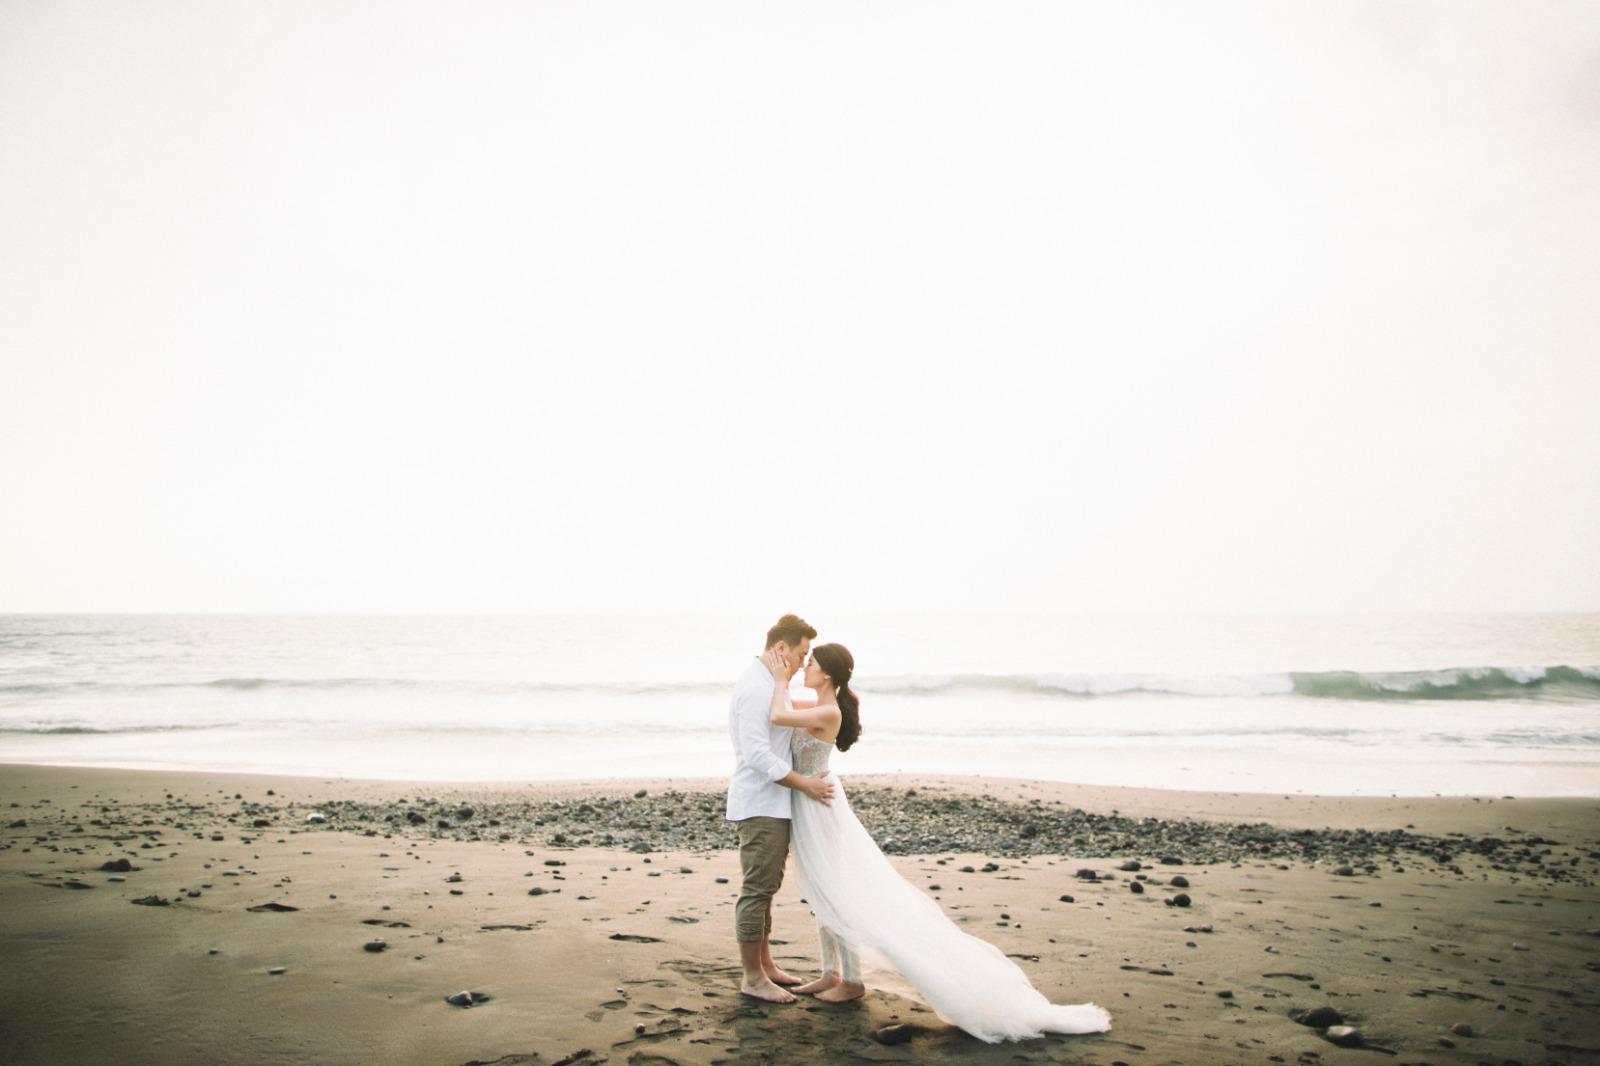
[2,1,1597,613]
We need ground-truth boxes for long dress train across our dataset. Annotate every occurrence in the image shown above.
[788,731,1112,1043]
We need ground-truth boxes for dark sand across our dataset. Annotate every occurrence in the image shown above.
[3,762,1598,1065]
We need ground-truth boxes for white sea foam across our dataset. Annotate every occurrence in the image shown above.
[1,613,1596,794]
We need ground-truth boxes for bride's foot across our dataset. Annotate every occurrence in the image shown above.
[739,977,797,1004]
[764,965,801,986]
[793,974,840,995]
[814,981,866,1004]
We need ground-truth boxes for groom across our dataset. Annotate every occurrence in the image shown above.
[727,612,835,1003]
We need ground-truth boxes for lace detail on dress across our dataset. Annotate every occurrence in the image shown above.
[791,731,833,776]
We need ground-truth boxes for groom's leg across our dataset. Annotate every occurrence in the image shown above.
[734,817,794,1001]
[734,817,789,945]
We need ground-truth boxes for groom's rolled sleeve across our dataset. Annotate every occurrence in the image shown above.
[735,685,791,781]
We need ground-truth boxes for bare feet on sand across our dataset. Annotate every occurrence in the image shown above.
[740,977,797,1004]
[814,981,866,1004]
[793,974,840,995]
[765,966,801,986]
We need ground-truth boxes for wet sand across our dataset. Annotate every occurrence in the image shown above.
[2,762,1598,1065]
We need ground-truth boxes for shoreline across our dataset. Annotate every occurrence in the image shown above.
[4,761,1598,1065]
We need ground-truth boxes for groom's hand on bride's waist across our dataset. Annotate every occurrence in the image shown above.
[802,771,834,806]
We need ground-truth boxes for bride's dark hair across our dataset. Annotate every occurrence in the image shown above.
[812,643,861,752]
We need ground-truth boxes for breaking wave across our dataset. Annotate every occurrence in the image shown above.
[2,666,1597,704]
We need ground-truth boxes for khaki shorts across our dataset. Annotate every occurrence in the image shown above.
[733,816,790,943]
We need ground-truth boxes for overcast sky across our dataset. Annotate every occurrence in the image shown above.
[1,1,1596,613]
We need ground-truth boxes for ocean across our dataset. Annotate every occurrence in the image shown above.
[1,613,1597,796]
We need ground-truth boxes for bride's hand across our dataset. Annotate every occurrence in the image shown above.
[762,648,791,680]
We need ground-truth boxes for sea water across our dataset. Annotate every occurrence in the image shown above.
[1,612,1596,795]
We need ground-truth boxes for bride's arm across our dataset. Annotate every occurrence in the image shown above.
[772,704,841,730]
[763,650,837,729]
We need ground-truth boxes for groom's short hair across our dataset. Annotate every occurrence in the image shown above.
[765,614,817,649]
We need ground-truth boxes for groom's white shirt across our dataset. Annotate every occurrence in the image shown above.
[725,657,794,821]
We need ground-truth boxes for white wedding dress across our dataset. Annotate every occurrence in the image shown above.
[787,730,1112,1043]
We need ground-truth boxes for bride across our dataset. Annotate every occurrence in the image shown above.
[761,643,1112,1043]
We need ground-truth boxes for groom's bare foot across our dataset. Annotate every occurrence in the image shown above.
[740,977,797,1004]
[765,966,801,986]
[815,981,866,1004]
[793,974,840,995]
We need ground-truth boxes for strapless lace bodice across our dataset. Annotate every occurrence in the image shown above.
[792,730,833,775]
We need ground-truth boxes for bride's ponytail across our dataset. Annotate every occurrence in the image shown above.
[836,683,862,752]
[814,643,863,752]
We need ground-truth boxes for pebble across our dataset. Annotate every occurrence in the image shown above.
[267,966,287,975]
[1129,881,1144,894]
[1119,860,1142,871]
[1332,865,1354,876]
[1323,1025,1362,1047]
[99,858,137,872]
[1058,894,1074,903]
[871,1023,915,1045]
[445,991,492,1007]
[364,940,387,952]
[1293,1006,1344,1028]
[1075,869,1098,880]
[1165,893,1191,908]
[1449,1022,1473,1037]
[304,813,327,824]
[1169,875,1189,888]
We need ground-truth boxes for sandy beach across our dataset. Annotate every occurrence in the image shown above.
[2,762,1598,1065]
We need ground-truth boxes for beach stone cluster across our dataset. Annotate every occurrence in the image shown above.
[276,787,1592,882]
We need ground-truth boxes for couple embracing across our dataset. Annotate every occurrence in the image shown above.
[725,614,1112,1044]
